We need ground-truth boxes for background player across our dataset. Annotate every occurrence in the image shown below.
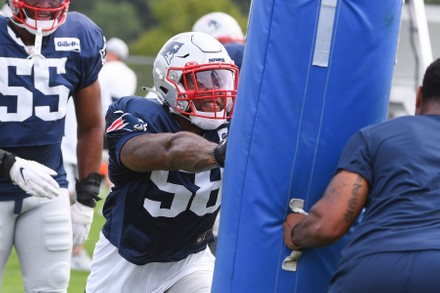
[192,11,246,70]
[98,37,137,190]
[99,37,137,117]
[86,32,238,293]
[0,0,104,291]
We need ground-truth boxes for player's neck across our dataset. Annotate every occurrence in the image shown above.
[174,115,205,136]
[9,22,36,46]
[417,100,440,116]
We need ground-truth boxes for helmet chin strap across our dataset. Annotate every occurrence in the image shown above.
[12,10,59,36]
[27,28,45,61]
[169,105,226,131]
[190,109,227,130]
[150,88,227,130]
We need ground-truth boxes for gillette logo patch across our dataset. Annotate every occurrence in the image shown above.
[54,38,81,52]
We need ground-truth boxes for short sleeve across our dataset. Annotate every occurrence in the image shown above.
[105,99,150,165]
[336,130,373,185]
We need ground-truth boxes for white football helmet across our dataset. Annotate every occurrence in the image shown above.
[7,0,70,36]
[153,32,239,130]
[106,37,129,61]
[192,12,245,45]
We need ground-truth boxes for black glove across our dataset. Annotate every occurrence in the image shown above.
[212,139,227,168]
[0,150,15,180]
[76,172,102,208]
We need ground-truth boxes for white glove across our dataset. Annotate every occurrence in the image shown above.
[9,157,60,199]
[71,202,94,246]
[282,198,308,272]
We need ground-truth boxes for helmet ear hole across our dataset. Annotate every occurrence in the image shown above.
[159,86,169,94]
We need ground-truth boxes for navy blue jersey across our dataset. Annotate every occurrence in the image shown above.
[102,97,228,265]
[0,13,105,199]
[335,115,440,269]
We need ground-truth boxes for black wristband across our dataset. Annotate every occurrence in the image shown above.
[212,140,227,168]
[0,152,16,180]
[76,172,102,208]
[212,147,223,168]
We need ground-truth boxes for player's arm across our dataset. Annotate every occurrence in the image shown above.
[283,170,369,250]
[0,149,59,199]
[120,131,227,173]
[71,80,104,246]
[72,80,103,207]
[73,80,104,181]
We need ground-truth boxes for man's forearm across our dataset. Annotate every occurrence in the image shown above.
[77,127,103,179]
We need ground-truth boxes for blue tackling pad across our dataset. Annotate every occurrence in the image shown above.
[212,0,403,292]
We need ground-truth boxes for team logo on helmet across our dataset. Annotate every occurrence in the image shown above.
[161,41,184,65]
[208,20,221,31]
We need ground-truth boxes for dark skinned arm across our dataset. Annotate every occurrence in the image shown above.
[120,131,219,173]
[73,80,104,180]
[283,170,369,250]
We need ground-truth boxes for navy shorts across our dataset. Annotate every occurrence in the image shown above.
[328,250,440,293]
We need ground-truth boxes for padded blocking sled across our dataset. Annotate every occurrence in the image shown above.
[212,0,403,292]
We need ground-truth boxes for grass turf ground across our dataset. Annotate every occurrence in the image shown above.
[2,197,107,293]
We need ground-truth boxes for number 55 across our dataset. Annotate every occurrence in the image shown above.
[0,57,70,122]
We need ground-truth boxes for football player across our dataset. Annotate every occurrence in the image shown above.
[0,0,104,291]
[86,32,238,293]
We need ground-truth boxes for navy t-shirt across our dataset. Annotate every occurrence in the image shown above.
[335,115,440,269]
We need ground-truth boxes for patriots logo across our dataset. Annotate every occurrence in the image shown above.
[207,20,220,31]
[106,111,148,133]
[161,41,184,65]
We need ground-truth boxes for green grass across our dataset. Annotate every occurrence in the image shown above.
[1,197,107,293]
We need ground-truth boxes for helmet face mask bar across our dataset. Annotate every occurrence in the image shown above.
[7,0,70,36]
[171,62,238,120]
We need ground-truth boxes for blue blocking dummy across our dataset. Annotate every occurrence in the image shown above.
[212,0,403,292]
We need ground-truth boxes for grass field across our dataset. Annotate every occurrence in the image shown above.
[1,198,107,293]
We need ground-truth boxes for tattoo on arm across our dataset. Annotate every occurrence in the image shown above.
[343,175,363,223]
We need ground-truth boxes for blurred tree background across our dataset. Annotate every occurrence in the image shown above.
[69,0,251,54]
[69,0,252,93]
[68,0,439,53]
[68,0,439,94]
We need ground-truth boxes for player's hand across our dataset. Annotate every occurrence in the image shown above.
[283,213,307,250]
[7,156,60,199]
[71,202,94,246]
[212,139,227,168]
[76,172,102,208]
